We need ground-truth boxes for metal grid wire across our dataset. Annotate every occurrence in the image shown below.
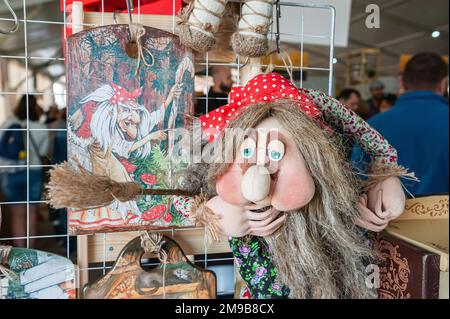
[0,0,335,294]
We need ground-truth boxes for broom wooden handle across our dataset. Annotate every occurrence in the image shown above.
[140,189,199,197]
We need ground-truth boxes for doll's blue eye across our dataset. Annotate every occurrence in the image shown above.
[268,150,283,161]
[242,147,254,159]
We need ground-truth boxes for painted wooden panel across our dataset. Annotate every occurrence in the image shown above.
[66,24,195,234]
[83,236,216,299]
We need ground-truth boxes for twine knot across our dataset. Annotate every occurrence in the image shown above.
[253,24,267,34]
[139,232,168,298]
[202,22,213,32]
[128,24,155,76]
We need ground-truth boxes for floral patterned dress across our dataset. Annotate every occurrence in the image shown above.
[229,236,290,299]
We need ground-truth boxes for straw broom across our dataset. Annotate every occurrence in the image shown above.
[46,162,198,210]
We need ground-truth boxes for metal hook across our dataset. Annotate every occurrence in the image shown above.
[275,0,281,54]
[126,0,134,24]
[236,56,250,69]
[125,0,135,41]
[114,0,133,26]
[113,10,119,24]
[0,0,19,35]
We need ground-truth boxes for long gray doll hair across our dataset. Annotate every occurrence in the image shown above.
[185,100,376,299]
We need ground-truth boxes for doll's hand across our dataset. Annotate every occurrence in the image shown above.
[355,176,406,232]
[206,196,248,237]
[355,193,389,232]
[206,197,286,237]
[367,176,405,221]
[244,203,286,237]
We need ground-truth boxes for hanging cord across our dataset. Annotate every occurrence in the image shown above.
[139,232,168,298]
[128,24,155,76]
[264,49,294,83]
[281,50,295,83]
[0,0,19,35]
[0,245,17,281]
[238,0,275,35]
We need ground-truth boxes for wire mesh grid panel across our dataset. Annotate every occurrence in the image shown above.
[0,0,335,297]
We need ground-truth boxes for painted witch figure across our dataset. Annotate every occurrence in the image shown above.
[186,72,415,299]
[68,82,182,227]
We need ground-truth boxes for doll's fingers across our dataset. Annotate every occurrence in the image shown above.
[355,217,370,230]
[247,210,281,228]
[360,193,368,201]
[356,203,387,225]
[374,189,389,219]
[356,202,371,215]
[245,207,278,221]
[355,219,386,232]
[384,208,404,221]
[250,214,286,237]
[358,195,367,207]
[355,217,388,232]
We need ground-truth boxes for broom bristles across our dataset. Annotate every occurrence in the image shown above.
[46,162,200,210]
[46,161,142,210]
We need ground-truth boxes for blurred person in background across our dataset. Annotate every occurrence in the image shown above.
[0,95,49,247]
[47,106,65,160]
[196,66,234,116]
[44,105,59,125]
[352,52,449,196]
[379,93,397,113]
[0,101,26,238]
[47,108,73,252]
[337,88,361,112]
[365,80,385,119]
[336,88,372,119]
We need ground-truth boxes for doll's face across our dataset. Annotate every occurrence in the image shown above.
[216,117,315,211]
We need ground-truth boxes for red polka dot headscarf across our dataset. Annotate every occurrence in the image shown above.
[109,83,142,105]
[199,73,323,142]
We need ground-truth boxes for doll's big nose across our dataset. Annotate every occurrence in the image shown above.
[241,165,271,203]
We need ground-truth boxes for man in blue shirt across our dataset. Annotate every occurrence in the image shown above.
[351,52,449,197]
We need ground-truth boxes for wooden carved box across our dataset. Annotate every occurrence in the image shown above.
[374,195,449,299]
[374,232,440,299]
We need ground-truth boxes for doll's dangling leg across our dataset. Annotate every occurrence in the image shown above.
[231,0,275,57]
[178,0,230,53]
